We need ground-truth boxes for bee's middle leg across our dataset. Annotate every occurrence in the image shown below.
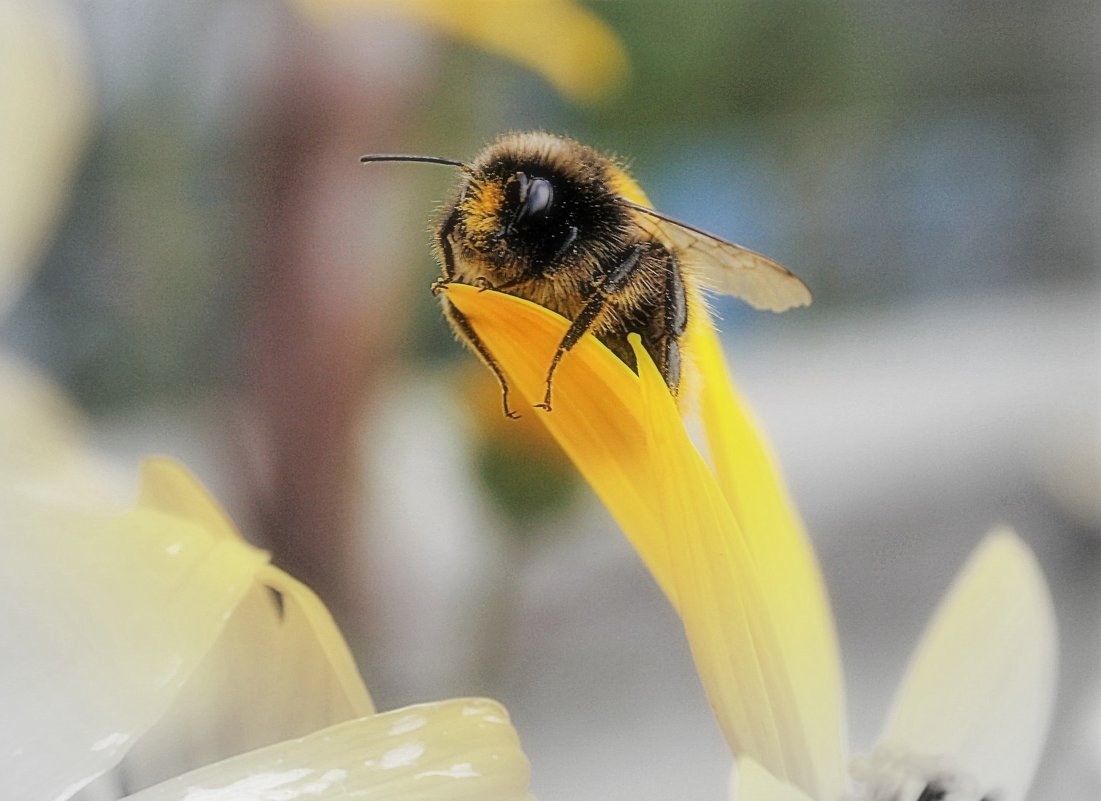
[537,244,645,412]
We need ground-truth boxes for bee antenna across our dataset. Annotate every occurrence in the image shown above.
[360,154,470,172]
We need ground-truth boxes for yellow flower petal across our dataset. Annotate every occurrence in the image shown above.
[445,284,672,597]
[1,462,269,799]
[687,316,847,798]
[882,529,1058,801]
[290,0,628,104]
[601,168,845,795]
[445,284,838,797]
[121,699,533,801]
[610,169,845,795]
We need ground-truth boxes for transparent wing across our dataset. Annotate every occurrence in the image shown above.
[623,200,812,312]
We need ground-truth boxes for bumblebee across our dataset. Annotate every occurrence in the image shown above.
[363,132,810,417]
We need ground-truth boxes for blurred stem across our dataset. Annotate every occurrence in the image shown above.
[236,11,409,629]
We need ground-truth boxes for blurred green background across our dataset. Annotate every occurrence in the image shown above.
[3,1,1098,799]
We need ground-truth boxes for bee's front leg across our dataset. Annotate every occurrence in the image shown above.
[432,206,461,296]
[443,298,521,420]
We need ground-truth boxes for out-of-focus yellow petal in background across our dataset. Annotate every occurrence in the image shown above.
[289,0,628,104]
[0,0,103,497]
[0,0,91,313]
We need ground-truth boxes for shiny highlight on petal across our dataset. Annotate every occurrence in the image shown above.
[121,700,532,801]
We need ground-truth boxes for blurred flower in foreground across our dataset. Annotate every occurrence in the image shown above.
[2,458,532,801]
[289,0,628,104]
[445,284,1058,801]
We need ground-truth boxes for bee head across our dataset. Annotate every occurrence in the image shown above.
[458,135,630,277]
[458,166,580,276]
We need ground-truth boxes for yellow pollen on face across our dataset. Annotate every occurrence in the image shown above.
[461,179,506,236]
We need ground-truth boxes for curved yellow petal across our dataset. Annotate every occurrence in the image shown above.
[1,463,269,800]
[614,163,846,796]
[291,0,628,105]
[445,285,833,796]
[882,529,1058,801]
[121,699,532,801]
[445,284,673,598]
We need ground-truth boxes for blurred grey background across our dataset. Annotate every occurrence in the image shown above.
[2,1,1098,799]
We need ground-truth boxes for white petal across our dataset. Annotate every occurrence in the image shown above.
[731,757,816,801]
[881,529,1058,801]
[119,699,532,801]
[0,462,269,800]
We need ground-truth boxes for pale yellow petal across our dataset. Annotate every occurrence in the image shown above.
[446,285,832,796]
[0,352,115,500]
[121,699,533,801]
[882,529,1058,801]
[732,757,817,801]
[291,0,628,104]
[0,0,90,309]
[136,457,239,540]
[688,316,848,798]
[1,467,270,800]
[114,564,375,789]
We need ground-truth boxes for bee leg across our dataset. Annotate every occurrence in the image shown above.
[642,334,682,393]
[644,249,688,393]
[432,206,461,296]
[443,298,521,419]
[536,243,646,412]
[534,293,607,412]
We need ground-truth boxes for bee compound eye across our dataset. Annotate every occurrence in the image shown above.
[516,177,554,225]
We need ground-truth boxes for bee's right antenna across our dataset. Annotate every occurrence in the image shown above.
[360,154,470,173]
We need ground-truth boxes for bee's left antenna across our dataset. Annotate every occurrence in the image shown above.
[360,154,469,171]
